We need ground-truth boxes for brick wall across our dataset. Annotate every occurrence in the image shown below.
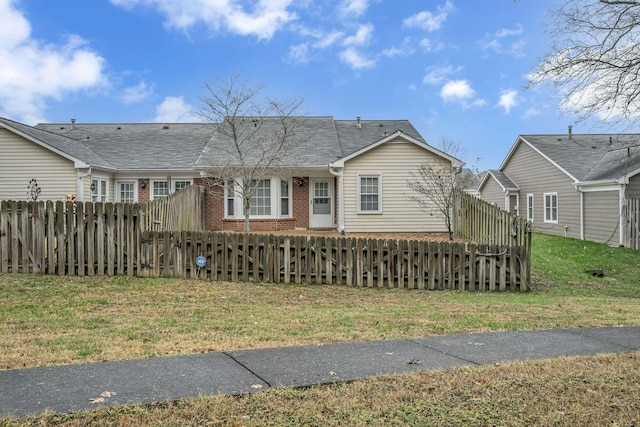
[292,177,309,229]
[138,180,150,203]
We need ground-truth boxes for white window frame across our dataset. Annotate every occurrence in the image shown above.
[173,180,192,192]
[91,177,108,202]
[224,178,291,219]
[527,194,534,221]
[357,174,382,214]
[116,180,137,203]
[544,192,558,223]
[151,180,169,200]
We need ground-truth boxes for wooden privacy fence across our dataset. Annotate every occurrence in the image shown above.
[1,194,531,291]
[141,185,205,232]
[624,197,640,250]
[454,190,531,247]
[136,232,529,291]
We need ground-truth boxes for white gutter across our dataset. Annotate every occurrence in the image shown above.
[328,164,344,234]
[76,167,92,202]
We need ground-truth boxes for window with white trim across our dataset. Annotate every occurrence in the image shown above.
[527,194,534,221]
[544,193,558,223]
[226,180,236,217]
[152,181,169,199]
[249,179,271,216]
[280,180,290,216]
[358,174,382,213]
[117,181,136,203]
[91,178,108,202]
[173,180,191,192]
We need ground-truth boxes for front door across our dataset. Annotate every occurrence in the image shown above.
[309,179,333,229]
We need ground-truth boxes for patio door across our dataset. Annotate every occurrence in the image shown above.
[309,178,333,229]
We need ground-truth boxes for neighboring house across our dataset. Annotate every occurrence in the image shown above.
[0,116,462,233]
[478,130,640,246]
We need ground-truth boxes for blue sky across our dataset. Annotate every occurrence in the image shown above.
[0,0,597,170]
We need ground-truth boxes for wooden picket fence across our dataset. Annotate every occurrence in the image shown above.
[454,190,531,247]
[0,198,530,290]
[624,197,640,250]
[137,232,530,291]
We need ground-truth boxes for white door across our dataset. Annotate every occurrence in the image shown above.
[309,179,333,228]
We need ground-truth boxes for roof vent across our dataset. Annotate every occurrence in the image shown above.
[568,125,573,140]
[356,116,361,129]
[70,118,76,129]
[162,125,170,130]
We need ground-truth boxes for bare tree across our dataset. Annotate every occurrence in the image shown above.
[197,75,305,232]
[529,0,640,126]
[407,138,467,240]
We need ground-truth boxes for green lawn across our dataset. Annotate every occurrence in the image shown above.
[1,233,639,426]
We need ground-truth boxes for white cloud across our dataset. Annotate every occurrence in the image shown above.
[343,23,374,47]
[381,37,415,58]
[286,43,310,64]
[423,65,461,85]
[403,0,454,32]
[110,0,297,40]
[339,47,376,69]
[122,80,155,104]
[498,89,518,114]
[315,31,344,49]
[153,96,199,122]
[0,0,107,124]
[419,38,445,53]
[337,0,369,19]
[440,79,486,108]
[523,107,540,118]
[481,24,525,57]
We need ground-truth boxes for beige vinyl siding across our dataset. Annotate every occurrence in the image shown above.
[479,176,506,209]
[0,129,78,201]
[627,174,640,198]
[343,140,450,232]
[584,190,621,245]
[503,141,581,239]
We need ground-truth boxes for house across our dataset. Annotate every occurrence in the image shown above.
[0,116,462,233]
[478,129,640,246]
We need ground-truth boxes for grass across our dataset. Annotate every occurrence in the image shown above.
[1,232,639,425]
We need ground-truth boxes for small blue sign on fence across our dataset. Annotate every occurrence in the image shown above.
[195,256,206,268]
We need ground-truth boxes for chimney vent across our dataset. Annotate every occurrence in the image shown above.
[356,116,361,129]
[70,118,76,129]
[568,125,573,139]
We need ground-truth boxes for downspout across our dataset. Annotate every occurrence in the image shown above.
[619,185,626,246]
[578,186,585,241]
[77,167,92,202]
[329,164,344,235]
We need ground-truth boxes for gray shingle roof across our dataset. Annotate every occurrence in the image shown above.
[0,116,435,172]
[488,170,518,190]
[519,134,640,182]
[36,122,212,171]
[0,117,113,169]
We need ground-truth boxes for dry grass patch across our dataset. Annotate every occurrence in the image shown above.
[6,351,639,426]
[1,274,639,370]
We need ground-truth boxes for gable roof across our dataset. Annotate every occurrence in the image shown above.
[1,116,438,173]
[502,134,640,183]
[36,122,212,171]
[330,128,462,168]
[479,170,519,192]
[0,117,114,169]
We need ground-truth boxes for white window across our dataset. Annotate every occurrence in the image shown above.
[249,179,271,216]
[225,178,291,218]
[173,180,191,192]
[226,180,236,217]
[116,181,136,203]
[358,174,382,213]
[527,194,534,221]
[280,180,290,216]
[544,193,558,223]
[91,178,108,202]
[152,181,169,199]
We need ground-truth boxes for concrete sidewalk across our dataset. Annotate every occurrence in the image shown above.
[1,327,638,419]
